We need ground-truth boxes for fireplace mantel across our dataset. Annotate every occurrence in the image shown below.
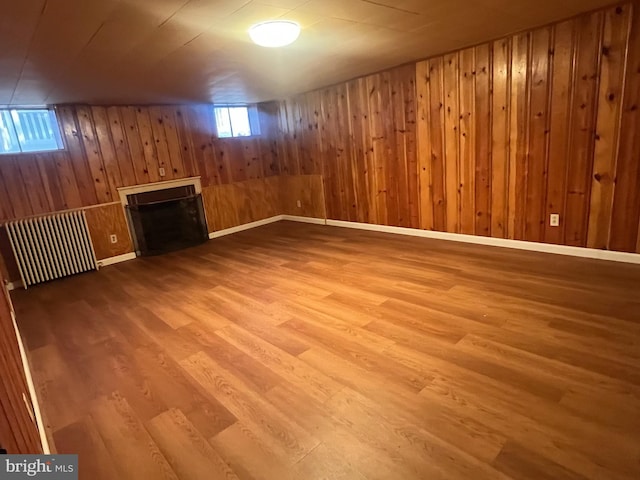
[117,177,202,206]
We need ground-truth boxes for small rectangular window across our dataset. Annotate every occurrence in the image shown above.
[214,105,261,138]
[0,108,64,154]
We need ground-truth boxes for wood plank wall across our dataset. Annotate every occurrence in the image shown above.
[203,175,326,232]
[0,283,42,453]
[0,103,282,222]
[277,2,640,254]
[84,203,134,260]
[277,65,419,228]
[202,177,281,232]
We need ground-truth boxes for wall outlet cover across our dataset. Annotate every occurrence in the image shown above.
[550,214,560,227]
[110,234,118,243]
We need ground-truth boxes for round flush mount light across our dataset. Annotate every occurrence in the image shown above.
[249,20,300,47]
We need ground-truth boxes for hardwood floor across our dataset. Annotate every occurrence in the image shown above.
[11,221,640,480]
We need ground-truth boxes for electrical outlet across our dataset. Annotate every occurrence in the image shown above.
[159,167,166,177]
[550,214,560,227]
[296,200,302,208]
[110,234,118,244]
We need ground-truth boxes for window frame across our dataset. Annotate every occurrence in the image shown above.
[0,107,65,155]
[213,104,261,139]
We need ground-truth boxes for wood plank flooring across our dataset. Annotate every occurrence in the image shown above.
[10,221,640,480]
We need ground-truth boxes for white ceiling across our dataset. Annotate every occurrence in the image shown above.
[0,0,618,105]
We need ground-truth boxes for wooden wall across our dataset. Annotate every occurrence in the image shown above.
[280,175,326,218]
[277,65,419,228]
[277,2,640,254]
[0,283,42,453]
[84,203,134,260]
[0,103,282,222]
[202,175,326,232]
[202,177,281,232]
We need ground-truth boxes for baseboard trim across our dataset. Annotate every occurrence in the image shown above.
[209,215,284,239]
[281,215,327,225]
[97,252,137,267]
[325,219,640,265]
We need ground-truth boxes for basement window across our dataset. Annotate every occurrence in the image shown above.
[0,108,64,154]
[214,105,260,138]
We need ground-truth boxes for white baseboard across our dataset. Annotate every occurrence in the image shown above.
[15,216,631,279]
[325,219,640,265]
[281,215,327,225]
[97,252,137,267]
[209,215,284,239]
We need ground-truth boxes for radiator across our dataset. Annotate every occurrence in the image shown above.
[6,211,98,288]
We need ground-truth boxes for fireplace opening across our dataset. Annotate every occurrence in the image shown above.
[126,184,208,256]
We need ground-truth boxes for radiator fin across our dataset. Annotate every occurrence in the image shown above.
[6,211,98,288]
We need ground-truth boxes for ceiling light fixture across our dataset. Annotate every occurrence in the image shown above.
[249,20,300,48]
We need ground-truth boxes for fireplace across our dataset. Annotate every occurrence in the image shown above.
[123,181,208,256]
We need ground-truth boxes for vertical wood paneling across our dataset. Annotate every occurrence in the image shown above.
[275,65,418,228]
[474,43,492,237]
[402,65,419,229]
[57,106,98,206]
[84,203,133,260]
[90,106,123,194]
[0,157,32,219]
[587,5,631,249]
[75,105,113,204]
[384,71,400,227]
[134,107,162,184]
[491,38,510,239]
[182,106,211,186]
[509,34,530,240]
[36,153,66,212]
[416,60,434,231]
[458,47,476,235]
[443,53,461,233]
[544,20,576,246]
[161,107,187,179]
[120,106,151,186]
[392,69,408,227]
[358,78,378,224]
[609,0,640,253]
[429,59,447,232]
[564,12,603,247]
[174,108,198,179]
[336,84,356,222]
[106,107,137,187]
[256,102,281,177]
[525,28,551,242]
[148,106,175,181]
[368,75,389,225]
[21,157,50,215]
[276,3,639,255]
[347,79,372,224]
